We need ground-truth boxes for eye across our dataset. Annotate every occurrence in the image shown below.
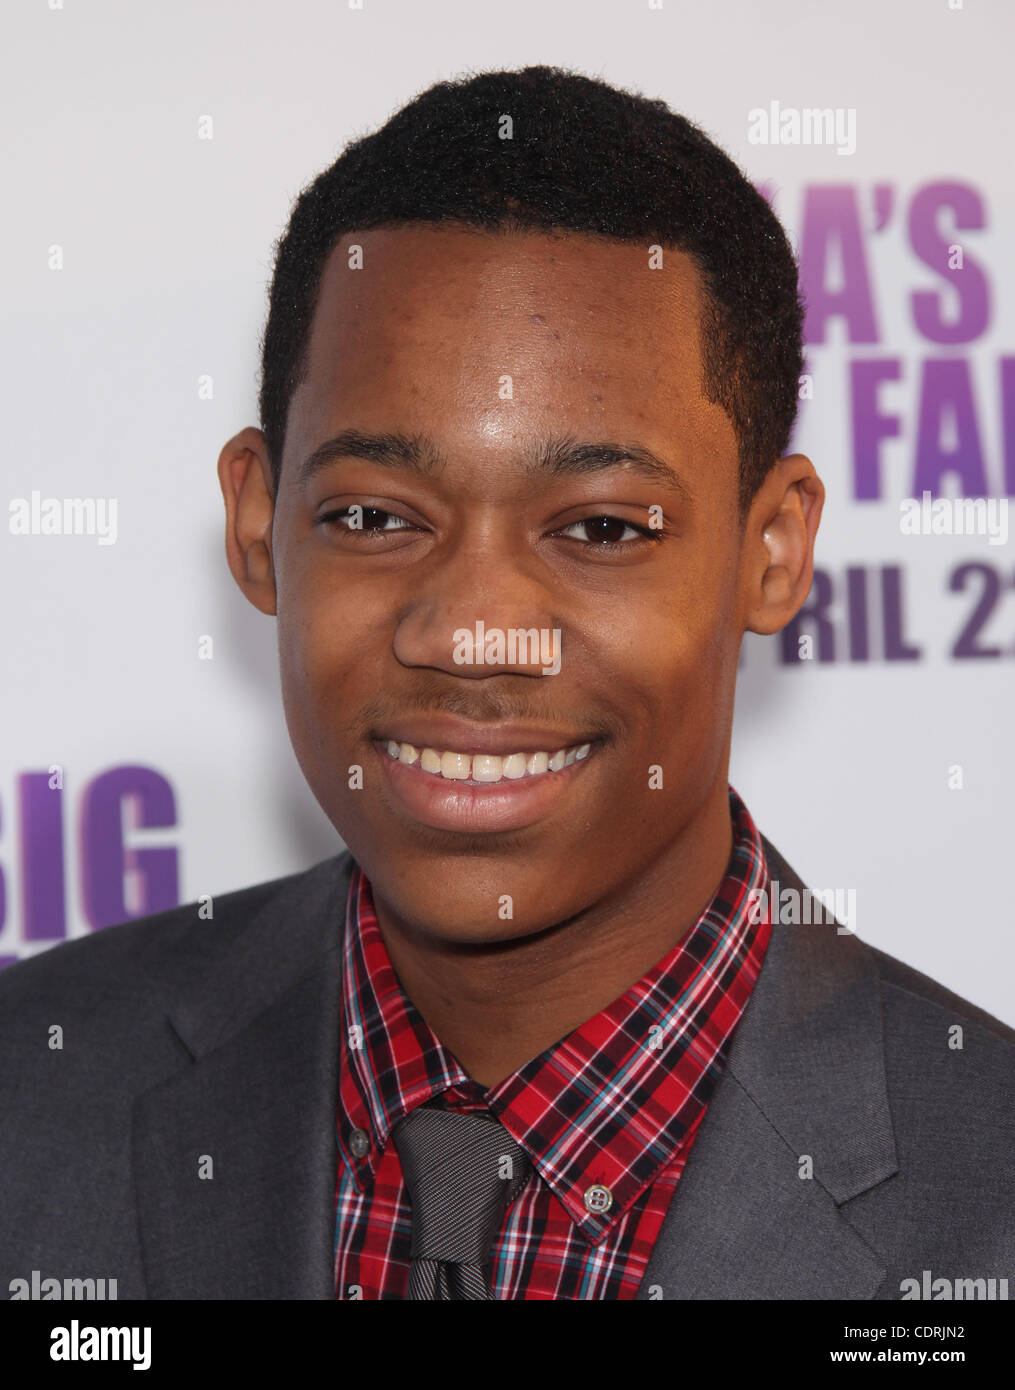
[554,515,663,549]
[317,506,418,534]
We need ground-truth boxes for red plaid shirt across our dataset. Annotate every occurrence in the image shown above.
[333,785,771,1299]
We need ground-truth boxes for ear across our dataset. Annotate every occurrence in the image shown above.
[742,454,825,636]
[216,426,277,617]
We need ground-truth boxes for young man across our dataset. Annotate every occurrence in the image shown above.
[2,66,1012,1302]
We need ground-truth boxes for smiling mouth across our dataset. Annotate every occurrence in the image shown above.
[374,736,596,787]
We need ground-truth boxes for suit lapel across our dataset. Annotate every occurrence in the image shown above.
[132,852,354,1298]
[638,837,896,1299]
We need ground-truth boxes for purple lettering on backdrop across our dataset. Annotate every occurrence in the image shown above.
[914,359,988,497]
[1002,357,1015,496]
[851,358,902,499]
[799,187,879,345]
[19,772,66,940]
[80,766,179,930]
[908,182,989,345]
[881,568,922,661]
[846,567,870,661]
[780,568,836,663]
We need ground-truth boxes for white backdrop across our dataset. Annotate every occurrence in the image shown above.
[2,0,1012,1025]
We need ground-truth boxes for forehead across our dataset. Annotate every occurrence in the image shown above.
[303,222,702,368]
[286,223,736,489]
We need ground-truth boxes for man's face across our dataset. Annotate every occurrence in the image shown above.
[270,224,749,944]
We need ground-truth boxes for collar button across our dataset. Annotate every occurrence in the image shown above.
[583,1183,613,1215]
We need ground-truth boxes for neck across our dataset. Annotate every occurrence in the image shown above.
[371,783,734,1089]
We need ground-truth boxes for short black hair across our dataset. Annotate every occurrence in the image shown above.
[258,65,804,513]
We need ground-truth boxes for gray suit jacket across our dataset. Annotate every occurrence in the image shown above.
[1,838,1013,1300]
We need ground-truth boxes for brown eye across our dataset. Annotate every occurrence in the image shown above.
[557,515,660,547]
[318,506,415,533]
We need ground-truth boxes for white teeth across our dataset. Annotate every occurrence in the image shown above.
[441,750,471,781]
[382,738,593,784]
[471,754,504,783]
[501,752,528,780]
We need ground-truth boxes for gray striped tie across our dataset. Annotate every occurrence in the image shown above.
[392,1103,531,1299]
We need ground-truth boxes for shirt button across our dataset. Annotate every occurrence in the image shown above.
[583,1183,613,1215]
[349,1128,370,1158]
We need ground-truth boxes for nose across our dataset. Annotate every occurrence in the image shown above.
[390,533,562,679]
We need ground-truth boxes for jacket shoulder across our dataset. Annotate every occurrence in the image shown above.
[864,939,1015,1138]
[842,939,1015,1278]
[866,939,1015,1050]
[0,853,351,1016]
[763,830,1015,1051]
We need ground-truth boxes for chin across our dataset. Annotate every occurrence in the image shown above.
[413,896,546,942]
[389,882,577,949]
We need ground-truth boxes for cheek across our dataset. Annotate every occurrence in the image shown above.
[277,575,376,736]
[609,586,735,742]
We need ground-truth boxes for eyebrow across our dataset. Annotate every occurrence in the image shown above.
[296,429,692,500]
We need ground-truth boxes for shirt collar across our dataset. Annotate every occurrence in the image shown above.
[337,785,771,1242]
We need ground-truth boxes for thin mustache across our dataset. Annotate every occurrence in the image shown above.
[358,694,614,738]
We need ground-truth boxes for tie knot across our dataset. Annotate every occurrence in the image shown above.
[393,1104,531,1265]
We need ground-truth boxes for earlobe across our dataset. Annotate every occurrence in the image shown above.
[759,529,794,608]
[217,427,278,617]
[744,456,824,637]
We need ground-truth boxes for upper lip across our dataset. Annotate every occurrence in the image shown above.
[374,718,597,757]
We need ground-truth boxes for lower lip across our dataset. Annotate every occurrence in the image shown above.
[372,738,601,833]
